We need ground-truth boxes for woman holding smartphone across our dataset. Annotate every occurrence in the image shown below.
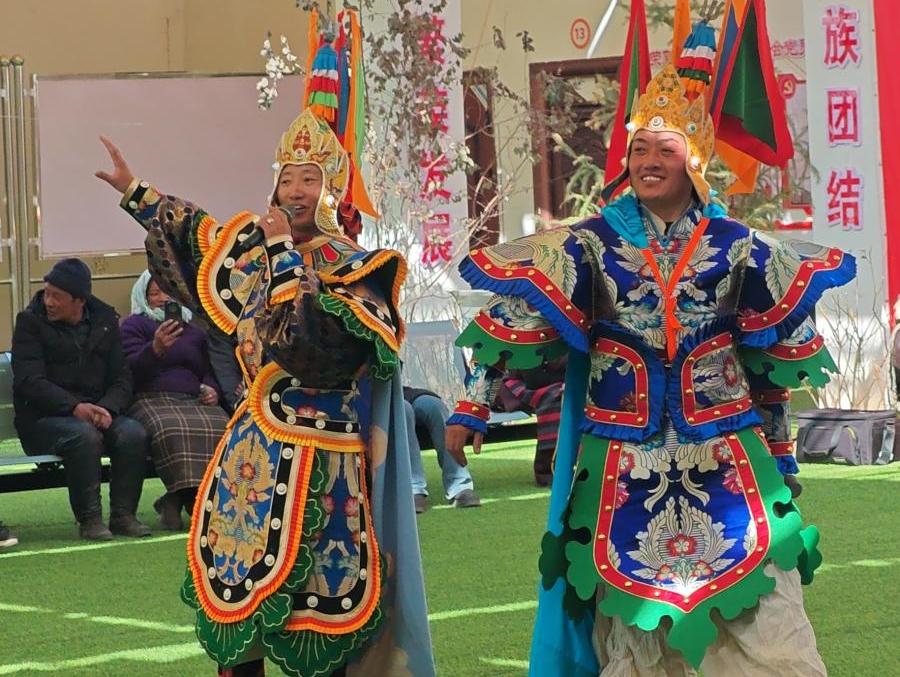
[120,270,229,530]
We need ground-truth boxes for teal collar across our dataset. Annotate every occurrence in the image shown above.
[601,192,726,248]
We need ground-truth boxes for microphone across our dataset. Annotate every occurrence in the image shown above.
[236,205,299,253]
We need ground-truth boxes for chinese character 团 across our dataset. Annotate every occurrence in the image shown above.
[826,169,862,230]
[822,5,861,68]
[826,88,860,145]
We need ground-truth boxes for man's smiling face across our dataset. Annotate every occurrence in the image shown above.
[627,129,695,214]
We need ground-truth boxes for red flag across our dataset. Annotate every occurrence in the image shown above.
[602,0,652,199]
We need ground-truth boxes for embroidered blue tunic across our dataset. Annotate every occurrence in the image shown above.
[449,194,854,669]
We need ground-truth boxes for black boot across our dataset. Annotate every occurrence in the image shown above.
[79,515,113,541]
[109,514,151,538]
[154,493,183,531]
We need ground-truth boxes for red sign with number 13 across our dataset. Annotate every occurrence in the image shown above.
[571,18,591,49]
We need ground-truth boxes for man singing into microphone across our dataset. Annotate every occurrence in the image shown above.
[95,74,434,677]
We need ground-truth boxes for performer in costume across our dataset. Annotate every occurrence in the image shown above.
[95,10,435,677]
[446,53,852,677]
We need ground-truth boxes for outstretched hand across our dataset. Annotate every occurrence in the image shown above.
[94,136,135,194]
[445,424,483,467]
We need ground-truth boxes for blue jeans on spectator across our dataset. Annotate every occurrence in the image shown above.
[405,394,474,500]
[22,416,148,522]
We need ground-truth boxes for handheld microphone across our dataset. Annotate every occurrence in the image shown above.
[236,205,299,253]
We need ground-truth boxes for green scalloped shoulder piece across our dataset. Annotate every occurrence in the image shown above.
[261,558,387,677]
[563,430,815,667]
[455,320,567,370]
[317,292,398,380]
[741,345,838,388]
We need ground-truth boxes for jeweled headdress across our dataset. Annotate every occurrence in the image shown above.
[273,109,350,236]
[625,63,716,204]
[269,7,376,238]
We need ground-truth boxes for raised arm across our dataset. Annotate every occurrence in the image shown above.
[95,136,210,313]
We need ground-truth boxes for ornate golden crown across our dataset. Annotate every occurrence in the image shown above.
[626,64,716,204]
[272,109,350,236]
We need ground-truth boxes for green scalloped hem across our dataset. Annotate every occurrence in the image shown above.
[263,556,387,677]
[182,450,331,668]
[558,430,816,668]
[455,320,567,370]
[741,345,838,389]
[317,293,398,380]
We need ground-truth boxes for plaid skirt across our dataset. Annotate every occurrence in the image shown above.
[128,392,230,492]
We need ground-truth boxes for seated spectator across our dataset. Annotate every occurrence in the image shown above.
[12,258,150,540]
[120,271,230,530]
[404,386,480,512]
[495,355,567,487]
[0,520,16,548]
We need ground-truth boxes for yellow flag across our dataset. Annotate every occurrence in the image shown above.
[672,0,692,65]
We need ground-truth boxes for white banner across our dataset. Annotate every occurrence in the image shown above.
[804,0,886,312]
[803,0,890,408]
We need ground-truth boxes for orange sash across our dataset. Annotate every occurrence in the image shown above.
[640,218,710,362]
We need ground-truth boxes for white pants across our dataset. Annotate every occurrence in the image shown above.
[592,565,827,676]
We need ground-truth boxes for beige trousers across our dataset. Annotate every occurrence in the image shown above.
[592,565,827,676]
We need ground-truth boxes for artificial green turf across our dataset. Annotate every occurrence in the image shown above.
[0,444,898,675]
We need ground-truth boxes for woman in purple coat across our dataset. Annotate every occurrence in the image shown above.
[120,271,230,530]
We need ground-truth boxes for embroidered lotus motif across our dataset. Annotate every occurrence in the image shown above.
[628,496,736,593]
[667,533,698,557]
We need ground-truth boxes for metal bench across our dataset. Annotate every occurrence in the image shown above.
[0,351,154,493]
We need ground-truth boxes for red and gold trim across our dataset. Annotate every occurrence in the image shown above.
[187,405,317,623]
[285,451,381,634]
[473,310,560,345]
[247,363,365,453]
[453,400,490,422]
[196,210,260,335]
[467,248,587,331]
[681,333,752,424]
[762,335,825,361]
[767,440,796,457]
[739,249,847,332]
[593,436,771,613]
[752,389,791,405]
[584,338,650,427]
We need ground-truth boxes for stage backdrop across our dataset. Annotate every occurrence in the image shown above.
[34,74,303,257]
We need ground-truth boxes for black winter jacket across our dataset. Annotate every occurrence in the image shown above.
[11,291,133,440]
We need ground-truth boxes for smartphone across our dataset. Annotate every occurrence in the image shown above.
[164,300,182,324]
